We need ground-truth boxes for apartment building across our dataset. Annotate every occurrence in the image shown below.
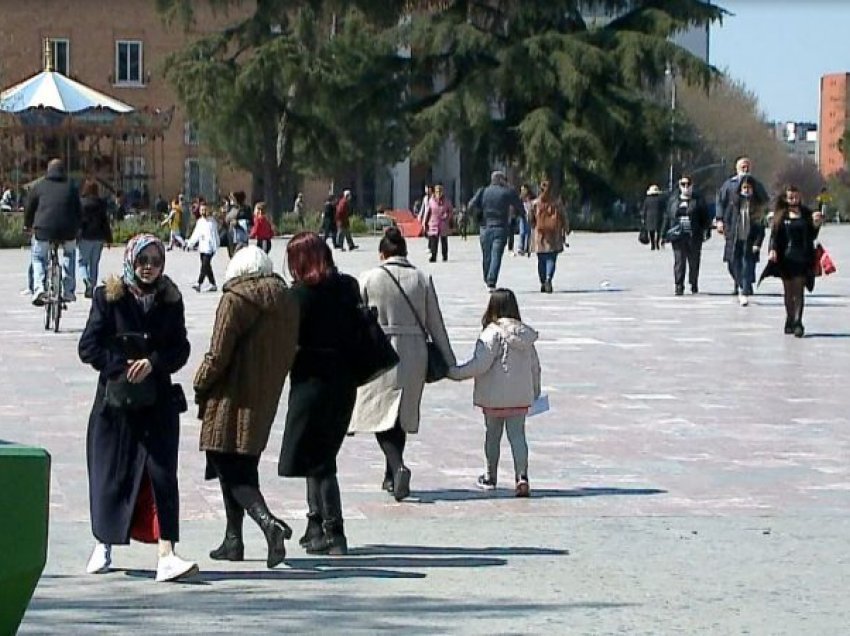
[0,1,252,203]
[819,73,850,178]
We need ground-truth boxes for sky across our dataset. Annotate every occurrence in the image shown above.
[710,0,850,124]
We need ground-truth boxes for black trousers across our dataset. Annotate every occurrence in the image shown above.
[782,276,807,324]
[198,253,216,286]
[428,235,448,261]
[649,230,660,250]
[376,419,407,479]
[206,451,261,511]
[257,238,271,254]
[672,238,702,288]
[321,219,337,245]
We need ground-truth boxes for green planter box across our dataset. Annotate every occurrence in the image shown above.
[0,443,50,635]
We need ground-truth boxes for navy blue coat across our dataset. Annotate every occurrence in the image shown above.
[78,275,190,544]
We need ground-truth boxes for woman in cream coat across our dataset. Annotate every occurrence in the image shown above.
[348,228,455,501]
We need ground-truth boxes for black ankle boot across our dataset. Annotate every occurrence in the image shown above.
[306,522,348,556]
[209,531,244,561]
[299,513,323,548]
[247,501,293,568]
[784,318,795,334]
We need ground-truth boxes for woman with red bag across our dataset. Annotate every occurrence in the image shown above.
[763,185,824,337]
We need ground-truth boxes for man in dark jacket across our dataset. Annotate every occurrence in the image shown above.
[24,159,82,305]
[321,194,338,246]
[467,170,524,290]
[664,175,712,295]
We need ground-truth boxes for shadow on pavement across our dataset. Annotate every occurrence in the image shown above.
[348,544,569,557]
[412,486,666,503]
[803,332,850,339]
[194,567,427,582]
[284,556,507,569]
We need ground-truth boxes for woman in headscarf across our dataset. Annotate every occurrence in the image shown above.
[195,246,299,568]
[78,233,197,582]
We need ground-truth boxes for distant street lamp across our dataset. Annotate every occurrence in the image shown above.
[666,64,676,192]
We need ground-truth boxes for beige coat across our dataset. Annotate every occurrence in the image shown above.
[348,257,456,434]
[196,274,298,456]
[530,196,570,254]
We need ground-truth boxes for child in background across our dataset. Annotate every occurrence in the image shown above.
[160,199,185,251]
[186,203,220,292]
[448,289,541,496]
[249,202,275,254]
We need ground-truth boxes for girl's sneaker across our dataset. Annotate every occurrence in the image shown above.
[476,474,497,490]
[515,476,530,498]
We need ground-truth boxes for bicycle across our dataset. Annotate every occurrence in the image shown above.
[43,241,66,333]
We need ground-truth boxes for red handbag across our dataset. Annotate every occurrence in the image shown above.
[130,473,160,543]
[813,244,837,277]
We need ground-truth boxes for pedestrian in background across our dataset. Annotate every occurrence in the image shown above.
[467,171,524,291]
[321,194,338,247]
[160,197,185,251]
[641,184,665,251]
[517,184,533,256]
[448,288,540,497]
[293,192,306,229]
[422,183,453,262]
[663,175,711,296]
[335,190,358,251]
[530,180,570,293]
[717,176,766,306]
[187,203,220,292]
[762,185,823,337]
[79,233,196,582]
[250,202,275,254]
[195,246,299,568]
[78,179,112,298]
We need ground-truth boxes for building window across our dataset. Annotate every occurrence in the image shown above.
[49,38,70,75]
[185,158,217,202]
[115,40,143,85]
[184,121,200,146]
[122,156,147,194]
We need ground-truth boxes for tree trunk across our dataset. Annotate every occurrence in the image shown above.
[260,116,283,224]
[355,160,366,216]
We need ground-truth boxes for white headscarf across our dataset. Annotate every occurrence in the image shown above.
[225,245,273,282]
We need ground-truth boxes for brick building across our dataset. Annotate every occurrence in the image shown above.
[0,0,254,205]
[818,72,850,178]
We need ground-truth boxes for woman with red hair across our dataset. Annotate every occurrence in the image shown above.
[278,232,362,555]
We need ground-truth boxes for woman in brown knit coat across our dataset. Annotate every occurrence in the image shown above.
[194,246,298,568]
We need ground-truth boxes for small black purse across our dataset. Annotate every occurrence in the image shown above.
[349,304,401,386]
[104,375,157,410]
[380,266,449,383]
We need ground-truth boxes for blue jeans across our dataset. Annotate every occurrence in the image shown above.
[32,239,76,297]
[518,216,530,254]
[732,241,757,296]
[479,226,508,288]
[77,239,104,289]
[536,252,558,284]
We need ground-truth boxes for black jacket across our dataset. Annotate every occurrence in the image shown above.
[720,194,766,263]
[24,164,82,242]
[663,191,712,240]
[641,194,665,230]
[279,272,362,478]
[79,196,113,243]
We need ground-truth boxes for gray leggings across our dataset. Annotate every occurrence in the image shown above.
[484,415,528,480]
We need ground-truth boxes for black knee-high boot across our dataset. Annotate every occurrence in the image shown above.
[246,494,293,568]
[300,477,324,547]
[210,481,245,561]
[305,475,347,556]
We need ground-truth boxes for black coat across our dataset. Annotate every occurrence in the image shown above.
[78,275,190,544]
[663,192,712,240]
[759,206,820,291]
[24,165,82,242]
[720,194,766,263]
[278,272,362,478]
[79,196,113,243]
[641,194,664,231]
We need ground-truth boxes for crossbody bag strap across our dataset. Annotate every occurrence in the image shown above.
[379,266,428,339]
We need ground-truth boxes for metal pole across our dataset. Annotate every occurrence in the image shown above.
[668,67,676,192]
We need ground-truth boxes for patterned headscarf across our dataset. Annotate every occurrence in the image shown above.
[123,233,166,297]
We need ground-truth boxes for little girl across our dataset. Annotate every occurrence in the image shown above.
[249,201,275,254]
[449,289,541,497]
[186,203,220,292]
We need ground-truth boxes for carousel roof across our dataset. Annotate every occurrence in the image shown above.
[0,70,133,114]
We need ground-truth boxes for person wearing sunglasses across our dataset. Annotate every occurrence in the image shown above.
[663,175,712,295]
[79,233,197,582]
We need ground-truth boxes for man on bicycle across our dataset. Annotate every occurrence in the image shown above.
[24,158,82,306]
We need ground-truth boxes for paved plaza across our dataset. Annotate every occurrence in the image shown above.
[2,228,850,634]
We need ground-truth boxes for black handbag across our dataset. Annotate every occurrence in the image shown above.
[380,266,449,383]
[349,304,401,386]
[104,374,157,410]
[638,227,650,245]
[664,223,686,243]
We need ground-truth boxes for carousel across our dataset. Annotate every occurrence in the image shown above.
[0,42,173,203]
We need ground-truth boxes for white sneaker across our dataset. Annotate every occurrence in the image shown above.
[739,293,749,306]
[86,542,112,574]
[155,552,199,582]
